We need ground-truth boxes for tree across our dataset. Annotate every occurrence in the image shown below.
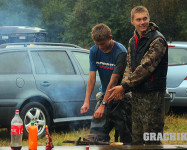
[63,0,133,48]
[41,0,77,42]
[177,5,187,41]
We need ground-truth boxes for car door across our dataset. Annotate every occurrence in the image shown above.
[30,50,86,120]
[0,50,35,125]
[72,51,101,115]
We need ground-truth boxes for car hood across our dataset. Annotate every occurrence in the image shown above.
[166,64,187,88]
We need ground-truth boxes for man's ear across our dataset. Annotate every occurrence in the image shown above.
[131,19,133,25]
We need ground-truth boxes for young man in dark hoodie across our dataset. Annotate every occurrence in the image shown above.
[108,6,168,145]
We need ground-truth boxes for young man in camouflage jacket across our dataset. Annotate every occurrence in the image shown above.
[108,6,168,145]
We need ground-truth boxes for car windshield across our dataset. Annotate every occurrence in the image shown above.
[168,48,187,66]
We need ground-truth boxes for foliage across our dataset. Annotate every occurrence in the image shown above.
[0,0,186,47]
[40,0,70,42]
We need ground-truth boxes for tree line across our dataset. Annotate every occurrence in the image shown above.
[0,0,186,48]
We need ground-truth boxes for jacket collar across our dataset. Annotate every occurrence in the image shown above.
[134,22,159,39]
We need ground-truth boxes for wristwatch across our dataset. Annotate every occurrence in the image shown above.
[101,101,107,106]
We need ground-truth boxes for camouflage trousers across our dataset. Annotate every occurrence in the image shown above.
[90,92,132,144]
[132,90,165,145]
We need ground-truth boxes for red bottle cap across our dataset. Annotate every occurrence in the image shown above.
[86,146,89,150]
[15,110,19,113]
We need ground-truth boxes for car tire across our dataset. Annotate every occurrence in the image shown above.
[20,102,50,139]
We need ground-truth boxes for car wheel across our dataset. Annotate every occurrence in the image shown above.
[20,102,50,138]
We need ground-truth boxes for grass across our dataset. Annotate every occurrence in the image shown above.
[162,113,187,145]
[0,111,186,147]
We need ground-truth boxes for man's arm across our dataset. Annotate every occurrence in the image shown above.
[94,52,127,119]
[80,71,96,114]
[107,42,132,102]
[93,74,121,119]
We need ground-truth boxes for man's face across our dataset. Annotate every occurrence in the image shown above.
[131,12,150,36]
[94,39,111,52]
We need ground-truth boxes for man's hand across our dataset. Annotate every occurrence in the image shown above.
[93,105,105,119]
[108,85,125,102]
[80,102,90,114]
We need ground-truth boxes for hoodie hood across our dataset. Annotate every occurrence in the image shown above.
[147,22,159,32]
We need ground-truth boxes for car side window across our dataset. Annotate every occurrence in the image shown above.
[0,51,32,74]
[31,51,75,75]
[72,52,89,75]
[168,48,187,65]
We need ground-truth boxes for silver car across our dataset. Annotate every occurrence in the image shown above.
[167,41,187,107]
[0,43,100,138]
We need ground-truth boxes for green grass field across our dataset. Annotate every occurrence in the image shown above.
[0,112,186,147]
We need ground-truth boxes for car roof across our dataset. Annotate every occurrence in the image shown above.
[0,42,89,52]
[0,26,46,34]
[167,41,187,48]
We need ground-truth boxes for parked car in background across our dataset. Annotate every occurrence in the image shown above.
[0,43,100,138]
[167,41,187,107]
[0,26,47,44]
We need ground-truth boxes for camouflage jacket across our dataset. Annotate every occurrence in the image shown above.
[121,22,168,92]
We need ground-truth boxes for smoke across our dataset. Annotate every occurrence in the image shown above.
[0,0,42,26]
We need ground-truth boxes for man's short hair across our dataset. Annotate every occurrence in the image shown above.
[131,6,149,20]
[91,23,111,42]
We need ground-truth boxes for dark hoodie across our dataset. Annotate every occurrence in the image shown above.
[121,22,168,92]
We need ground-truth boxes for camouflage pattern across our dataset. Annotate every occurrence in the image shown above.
[121,23,167,88]
[90,92,132,144]
[120,23,167,145]
[132,90,165,145]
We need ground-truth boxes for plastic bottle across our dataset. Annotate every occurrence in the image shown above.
[28,122,37,150]
[11,110,23,150]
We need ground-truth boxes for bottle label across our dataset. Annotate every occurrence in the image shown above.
[11,124,23,135]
